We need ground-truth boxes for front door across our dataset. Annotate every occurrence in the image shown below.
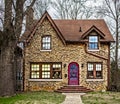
[68,62,79,85]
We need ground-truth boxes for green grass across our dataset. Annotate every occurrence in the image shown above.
[0,91,65,104]
[81,91,120,104]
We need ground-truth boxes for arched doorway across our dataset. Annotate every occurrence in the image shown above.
[68,62,79,85]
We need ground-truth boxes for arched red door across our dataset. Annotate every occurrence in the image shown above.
[68,62,79,85]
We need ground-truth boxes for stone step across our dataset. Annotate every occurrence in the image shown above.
[55,85,93,93]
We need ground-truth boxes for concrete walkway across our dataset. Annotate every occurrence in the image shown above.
[61,93,85,104]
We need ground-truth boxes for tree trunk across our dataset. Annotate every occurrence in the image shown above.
[0,41,16,96]
[115,18,119,71]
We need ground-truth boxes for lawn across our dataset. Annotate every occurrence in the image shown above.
[82,91,120,104]
[0,91,65,104]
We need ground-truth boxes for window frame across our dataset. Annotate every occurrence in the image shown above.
[41,35,51,50]
[30,62,62,79]
[88,36,99,50]
[87,62,102,79]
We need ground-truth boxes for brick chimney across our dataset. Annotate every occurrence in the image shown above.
[26,7,34,30]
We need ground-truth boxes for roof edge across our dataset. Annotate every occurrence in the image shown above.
[26,11,66,45]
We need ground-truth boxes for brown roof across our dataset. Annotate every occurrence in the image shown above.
[54,19,114,42]
[20,11,114,43]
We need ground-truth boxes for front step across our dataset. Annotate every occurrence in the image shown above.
[55,85,93,93]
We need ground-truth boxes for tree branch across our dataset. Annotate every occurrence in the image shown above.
[105,0,116,19]
[23,0,36,16]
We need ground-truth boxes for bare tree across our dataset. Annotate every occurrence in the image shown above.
[51,0,94,19]
[96,0,120,90]
[0,0,36,97]
[96,0,120,70]
[34,0,51,19]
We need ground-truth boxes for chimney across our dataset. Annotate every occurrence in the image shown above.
[26,7,34,30]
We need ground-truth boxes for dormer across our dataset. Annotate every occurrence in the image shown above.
[81,25,106,51]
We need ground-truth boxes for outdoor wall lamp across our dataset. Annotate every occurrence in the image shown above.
[63,64,66,68]
[81,63,84,68]
[64,74,67,78]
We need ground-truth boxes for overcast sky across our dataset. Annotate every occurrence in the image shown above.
[48,0,104,19]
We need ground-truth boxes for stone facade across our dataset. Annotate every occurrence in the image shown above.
[24,17,110,92]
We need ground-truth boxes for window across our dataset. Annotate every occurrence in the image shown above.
[89,36,98,50]
[31,64,40,79]
[42,64,50,78]
[30,63,62,79]
[87,63,102,79]
[42,36,51,50]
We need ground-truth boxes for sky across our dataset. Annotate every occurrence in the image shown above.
[48,0,104,19]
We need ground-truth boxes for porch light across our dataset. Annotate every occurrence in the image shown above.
[63,64,66,68]
[81,63,84,68]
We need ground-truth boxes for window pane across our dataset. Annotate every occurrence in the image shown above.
[89,36,98,42]
[42,64,50,78]
[88,63,93,71]
[42,72,50,78]
[96,71,102,78]
[42,64,50,71]
[96,64,102,71]
[31,64,39,71]
[31,72,39,78]
[52,72,61,79]
[42,36,51,50]
[87,63,94,79]
[88,71,94,78]
[52,64,62,79]
[89,36,98,49]
[31,64,40,79]
[89,43,98,49]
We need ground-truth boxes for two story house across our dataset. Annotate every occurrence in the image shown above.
[21,11,114,92]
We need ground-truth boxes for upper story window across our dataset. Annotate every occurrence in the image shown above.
[41,36,51,50]
[88,36,98,50]
[87,63,102,79]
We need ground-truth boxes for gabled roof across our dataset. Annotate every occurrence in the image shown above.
[81,25,105,39]
[54,19,114,42]
[24,11,66,44]
[20,11,114,43]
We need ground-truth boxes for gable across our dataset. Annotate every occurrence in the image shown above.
[81,25,105,40]
[26,11,66,45]
[20,12,114,44]
[54,19,114,43]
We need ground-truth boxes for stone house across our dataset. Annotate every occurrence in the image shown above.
[21,11,114,92]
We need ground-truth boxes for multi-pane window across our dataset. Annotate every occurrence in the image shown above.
[42,64,50,78]
[42,36,51,50]
[31,64,40,79]
[89,36,98,49]
[52,64,62,79]
[30,63,62,79]
[87,63,102,79]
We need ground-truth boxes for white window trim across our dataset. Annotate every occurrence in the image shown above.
[88,36,99,50]
[29,79,63,82]
[86,79,104,82]
[40,50,52,52]
[88,49,99,52]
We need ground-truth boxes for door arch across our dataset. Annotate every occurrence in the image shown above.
[68,62,79,85]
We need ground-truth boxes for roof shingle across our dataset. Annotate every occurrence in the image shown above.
[20,12,114,43]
